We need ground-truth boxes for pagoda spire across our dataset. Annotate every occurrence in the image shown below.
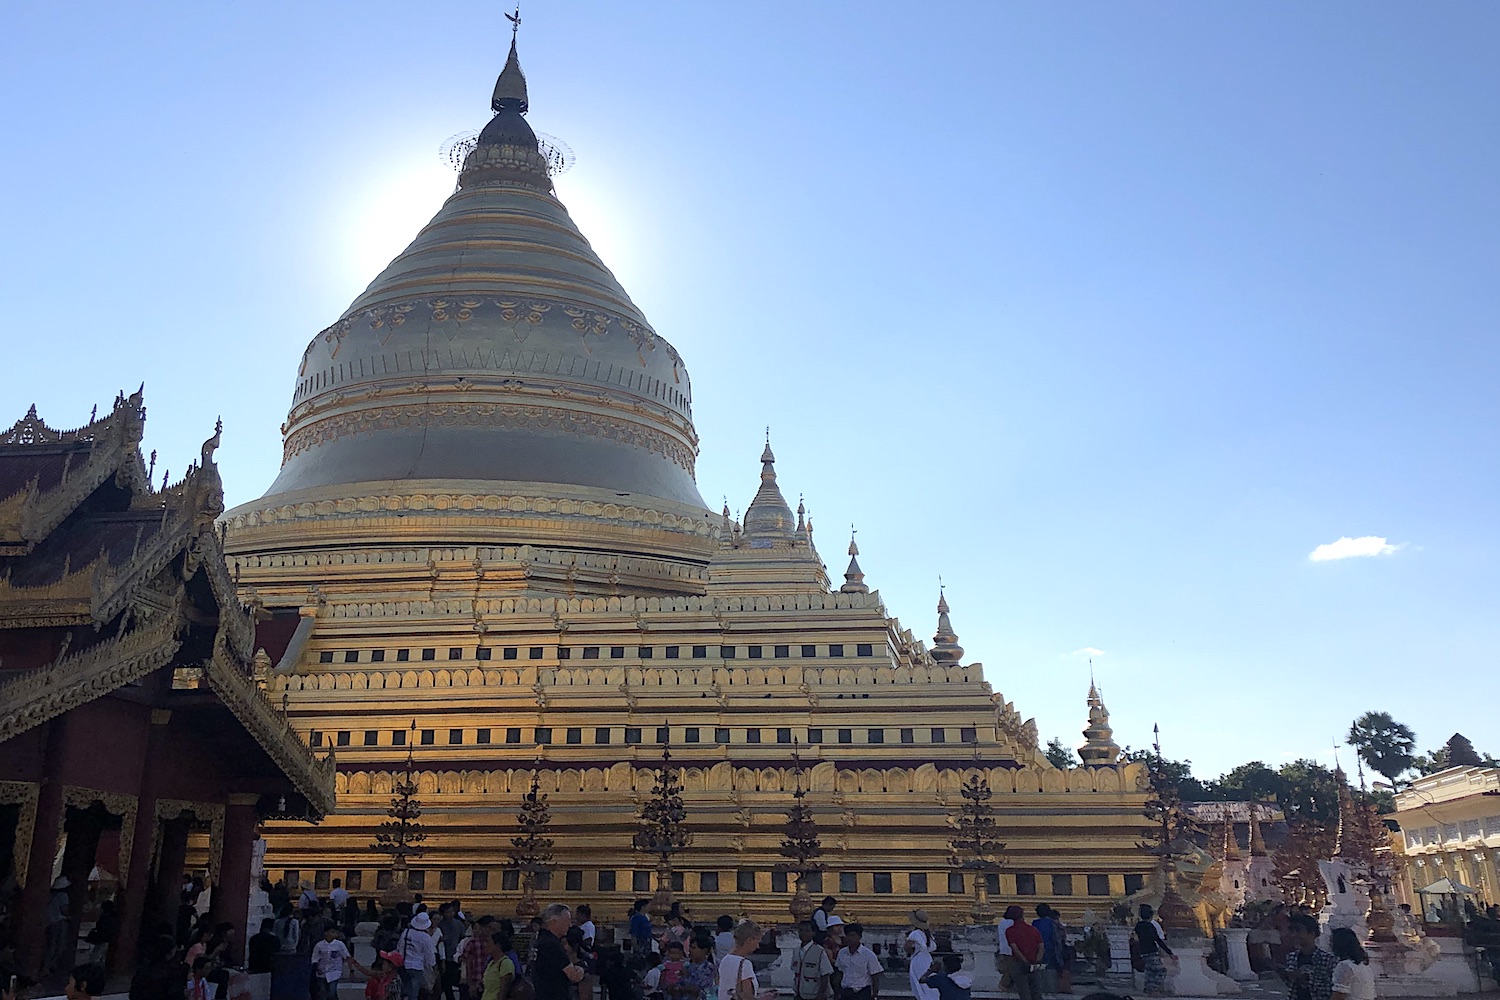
[1077,672,1121,765]
[492,8,529,113]
[840,528,868,594]
[930,586,964,663]
[742,430,795,541]
[1333,766,1355,858]
[1222,815,1242,861]
[1249,801,1268,857]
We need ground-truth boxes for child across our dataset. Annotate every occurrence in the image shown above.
[920,954,972,1000]
[352,953,401,1000]
[312,926,352,1000]
[658,942,686,994]
[187,957,214,1000]
[641,953,665,1000]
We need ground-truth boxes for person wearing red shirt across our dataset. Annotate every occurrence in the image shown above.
[1002,907,1043,1000]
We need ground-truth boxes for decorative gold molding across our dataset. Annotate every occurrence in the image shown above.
[224,492,720,539]
[0,780,40,888]
[59,787,137,886]
[282,401,696,472]
[152,799,226,882]
[0,615,182,744]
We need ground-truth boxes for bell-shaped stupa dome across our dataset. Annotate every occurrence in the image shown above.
[263,36,704,512]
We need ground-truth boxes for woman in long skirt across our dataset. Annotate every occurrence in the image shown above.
[905,911,938,1000]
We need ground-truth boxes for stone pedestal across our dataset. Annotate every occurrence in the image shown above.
[1106,926,1133,974]
[961,925,1001,994]
[767,928,799,991]
[1221,928,1254,981]
[1171,942,1232,997]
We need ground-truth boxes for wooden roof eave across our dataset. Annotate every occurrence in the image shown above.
[0,613,184,744]
[202,628,336,818]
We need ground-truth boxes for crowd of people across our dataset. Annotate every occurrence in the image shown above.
[13,869,1448,1000]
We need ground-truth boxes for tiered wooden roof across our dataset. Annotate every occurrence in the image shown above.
[0,392,334,815]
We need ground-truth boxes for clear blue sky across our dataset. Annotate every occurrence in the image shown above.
[3,3,1495,778]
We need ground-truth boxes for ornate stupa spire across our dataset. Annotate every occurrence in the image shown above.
[1333,765,1353,857]
[1249,801,1268,857]
[930,587,964,663]
[840,528,868,594]
[1077,671,1121,765]
[743,431,795,543]
[492,8,529,113]
[1222,815,1242,861]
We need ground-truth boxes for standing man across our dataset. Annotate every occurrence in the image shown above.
[437,903,465,1000]
[1281,913,1336,1000]
[793,922,833,1000]
[1003,907,1043,1000]
[330,879,351,917]
[834,924,882,1000]
[458,915,497,1000]
[534,904,586,1000]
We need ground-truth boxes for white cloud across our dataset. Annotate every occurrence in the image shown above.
[1308,536,1403,562]
[1071,647,1107,658]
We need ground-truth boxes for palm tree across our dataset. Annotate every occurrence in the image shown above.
[1347,711,1416,786]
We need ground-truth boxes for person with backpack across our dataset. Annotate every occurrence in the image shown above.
[480,932,517,1000]
[398,912,439,1000]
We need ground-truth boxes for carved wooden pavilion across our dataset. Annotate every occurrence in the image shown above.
[0,393,334,978]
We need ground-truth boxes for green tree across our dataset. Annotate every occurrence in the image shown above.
[1045,738,1077,769]
[1277,759,1342,823]
[1347,711,1417,785]
[1123,749,1210,800]
[1213,761,1287,803]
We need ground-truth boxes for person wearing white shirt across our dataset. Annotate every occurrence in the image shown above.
[398,912,440,1000]
[329,879,350,911]
[812,897,837,933]
[714,915,737,965]
[719,921,771,1000]
[1329,928,1376,1000]
[905,912,937,1000]
[311,926,352,1000]
[995,914,1014,989]
[834,924,883,1000]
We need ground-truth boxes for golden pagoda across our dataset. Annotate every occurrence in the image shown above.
[222,27,1154,924]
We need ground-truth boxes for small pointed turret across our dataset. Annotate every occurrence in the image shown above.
[1249,802,1268,857]
[1333,767,1355,857]
[492,37,529,114]
[930,588,964,663]
[1077,675,1121,765]
[742,432,795,543]
[1222,816,1242,861]
[840,530,868,594]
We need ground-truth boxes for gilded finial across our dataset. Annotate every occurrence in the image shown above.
[840,525,868,594]
[931,585,963,663]
[491,7,529,114]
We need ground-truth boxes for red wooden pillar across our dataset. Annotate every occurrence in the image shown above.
[113,708,173,970]
[17,718,67,976]
[210,794,261,964]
